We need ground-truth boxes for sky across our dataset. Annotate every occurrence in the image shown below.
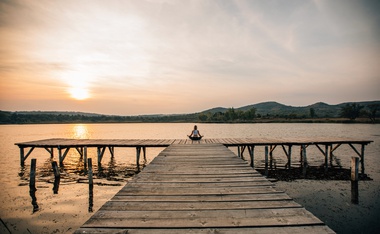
[0,0,379,115]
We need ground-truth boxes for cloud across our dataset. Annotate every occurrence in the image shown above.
[1,0,379,114]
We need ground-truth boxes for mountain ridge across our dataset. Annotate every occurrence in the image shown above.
[200,101,380,118]
[1,100,379,122]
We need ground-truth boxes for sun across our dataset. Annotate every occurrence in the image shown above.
[68,87,90,100]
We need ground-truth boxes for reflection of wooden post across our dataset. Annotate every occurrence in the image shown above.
[264,146,268,176]
[51,161,60,194]
[88,158,93,212]
[351,157,359,204]
[29,159,39,212]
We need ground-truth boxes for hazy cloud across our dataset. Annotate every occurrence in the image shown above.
[0,0,379,114]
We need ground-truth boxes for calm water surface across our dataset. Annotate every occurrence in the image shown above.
[1,123,379,234]
[1,123,379,184]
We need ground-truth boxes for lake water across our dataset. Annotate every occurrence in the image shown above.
[0,123,379,233]
[1,123,379,177]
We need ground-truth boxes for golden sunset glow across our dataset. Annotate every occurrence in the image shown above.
[68,87,90,100]
[0,0,379,115]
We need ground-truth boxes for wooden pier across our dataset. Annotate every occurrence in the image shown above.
[16,137,372,174]
[15,137,373,233]
[75,144,335,233]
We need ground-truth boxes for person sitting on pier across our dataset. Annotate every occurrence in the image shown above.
[188,125,203,140]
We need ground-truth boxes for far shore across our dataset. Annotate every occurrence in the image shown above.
[1,117,379,125]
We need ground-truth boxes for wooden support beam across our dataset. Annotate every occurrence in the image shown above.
[142,147,147,163]
[302,145,307,177]
[20,147,25,167]
[29,158,39,213]
[248,145,255,168]
[51,161,60,194]
[83,146,88,171]
[331,143,342,153]
[281,145,292,170]
[21,147,35,166]
[351,157,359,204]
[97,147,106,168]
[58,147,70,167]
[360,144,365,175]
[348,143,366,174]
[240,145,246,160]
[269,145,275,170]
[324,145,329,173]
[88,158,94,212]
[75,147,84,158]
[44,147,54,158]
[315,144,330,173]
[136,147,141,171]
[264,146,268,177]
[108,147,114,158]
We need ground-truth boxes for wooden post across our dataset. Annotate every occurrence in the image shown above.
[351,157,359,204]
[108,147,114,158]
[324,145,329,173]
[288,145,292,170]
[143,147,147,164]
[281,145,292,170]
[269,145,274,170]
[264,146,268,176]
[249,145,255,168]
[83,146,88,171]
[136,147,141,171]
[360,144,365,175]
[97,147,106,168]
[329,145,334,167]
[20,147,25,167]
[29,159,39,213]
[302,145,307,177]
[51,161,60,194]
[88,158,94,212]
[237,146,241,158]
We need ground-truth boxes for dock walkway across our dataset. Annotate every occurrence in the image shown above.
[75,144,335,233]
[16,137,372,174]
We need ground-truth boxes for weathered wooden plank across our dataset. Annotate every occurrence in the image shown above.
[117,186,280,196]
[81,208,321,228]
[125,181,273,188]
[133,175,267,182]
[75,226,335,234]
[112,193,292,202]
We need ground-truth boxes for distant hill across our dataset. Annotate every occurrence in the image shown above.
[1,100,379,124]
[201,101,380,118]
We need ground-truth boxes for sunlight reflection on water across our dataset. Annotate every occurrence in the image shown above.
[72,124,91,139]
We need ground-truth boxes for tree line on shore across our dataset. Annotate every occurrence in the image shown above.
[1,102,379,124]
